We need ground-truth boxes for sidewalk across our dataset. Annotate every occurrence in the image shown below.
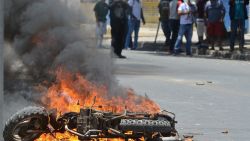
[103,24,250,61]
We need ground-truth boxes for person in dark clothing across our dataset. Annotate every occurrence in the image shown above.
[229,0,249,52]
[94,0,109,48]
[110,0,130,58]
[158,0,171,45]
[196,0,208,45]
[169,0,182,53]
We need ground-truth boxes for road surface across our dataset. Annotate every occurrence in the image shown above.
[115,50,250,141]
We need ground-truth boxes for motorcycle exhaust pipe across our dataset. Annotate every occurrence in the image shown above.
[65,125,101,138]
[108,128,126,138]
[161,137,182,141]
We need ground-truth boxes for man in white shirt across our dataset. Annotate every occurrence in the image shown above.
[124,0,145,50]
[174,0,196,56]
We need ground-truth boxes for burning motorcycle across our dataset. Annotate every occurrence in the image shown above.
[3,98,180,141]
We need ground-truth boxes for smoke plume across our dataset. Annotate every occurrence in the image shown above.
[4,0,121,121]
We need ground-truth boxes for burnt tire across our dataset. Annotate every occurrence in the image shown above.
[146,137,163,141]
[119,119,172,133]
[3,106,49,141]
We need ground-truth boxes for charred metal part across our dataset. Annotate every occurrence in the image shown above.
[77,108,91,135]
[65,125,101,138]
[57,112,78,131]
[108,128,126,137]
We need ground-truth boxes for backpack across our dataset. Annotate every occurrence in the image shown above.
[160,0,170,20]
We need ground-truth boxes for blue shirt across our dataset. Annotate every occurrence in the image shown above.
[205,0,225,22]
[234,0,244,19]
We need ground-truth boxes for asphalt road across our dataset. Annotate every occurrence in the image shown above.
[114,50,250,141]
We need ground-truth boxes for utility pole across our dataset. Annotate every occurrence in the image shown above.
[0,0,3,138]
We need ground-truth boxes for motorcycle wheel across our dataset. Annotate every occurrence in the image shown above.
[146,137,163,141]
[3,106,49,141]
[120,119,172,133]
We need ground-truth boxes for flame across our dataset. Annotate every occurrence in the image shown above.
[42,68,160,114]
[36,68,160,140]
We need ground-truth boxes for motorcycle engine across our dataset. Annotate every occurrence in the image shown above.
[77,108,101,140]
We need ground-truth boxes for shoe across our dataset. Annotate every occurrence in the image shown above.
[179,49,184,53]
[239,46,245,52]
[169,50,174,54]
[219,47,224,51]
[195,42,201,46]
[210,47,215,50]
[239,48,244,53]
[173,49,179,55]
[118,55,126,59]
[165,40,170,45]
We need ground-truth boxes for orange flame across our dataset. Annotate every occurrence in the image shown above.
[37,68,160,140]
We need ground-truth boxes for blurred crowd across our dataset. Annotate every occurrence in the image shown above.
[93,0,249,58]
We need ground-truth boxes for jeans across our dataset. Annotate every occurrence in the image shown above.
[161,20,171,43]
[169,19,180,52]
[230,19,245,50]
[125,18,140,49]
[96,21,107,48]
[174,24,193,55]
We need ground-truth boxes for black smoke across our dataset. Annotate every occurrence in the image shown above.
[4,0,121,121]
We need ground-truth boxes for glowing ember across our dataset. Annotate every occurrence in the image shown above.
[37,68,160,140]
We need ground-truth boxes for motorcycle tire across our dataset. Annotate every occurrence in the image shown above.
[119,119,172,133]
[3,106,49,141]
[146,137,163,141]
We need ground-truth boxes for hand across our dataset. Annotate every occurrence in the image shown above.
[182,10,190,15]
[143,20,146,25]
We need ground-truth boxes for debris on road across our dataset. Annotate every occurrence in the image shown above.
[196,81,205,85]
[207,81,213,83]
[222,129,229,134]
[183,135,194,141]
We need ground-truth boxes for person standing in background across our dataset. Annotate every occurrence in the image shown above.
[196,0,208,46]
[229,0,249,52]
[205,0,225,50]
[94,0,109,48]
[174,0,197,56]
[110,0,130,58]
[169,0,182,53]
[158,0,171,46]
[124,0,145,50]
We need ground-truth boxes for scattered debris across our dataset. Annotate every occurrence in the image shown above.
[196,81,214,85]
[183,135,194,141]
[207,81,213,84]
[222,129,229,134]
[196,81,205,85]
[183,138,193,141]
